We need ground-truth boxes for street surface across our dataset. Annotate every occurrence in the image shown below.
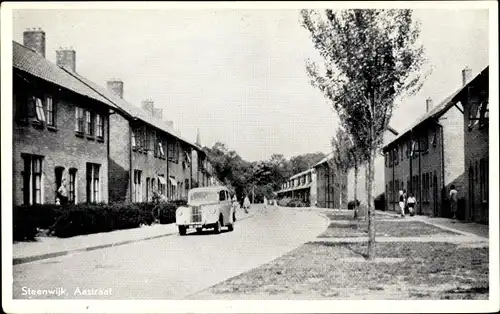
[13,206,328,299]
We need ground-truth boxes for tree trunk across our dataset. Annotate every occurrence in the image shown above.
[353,164,359,219]
[367,146,377,260]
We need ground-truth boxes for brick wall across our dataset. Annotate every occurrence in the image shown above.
[462,84,489,223]
[108,113,131,202]
[13,76,109,205]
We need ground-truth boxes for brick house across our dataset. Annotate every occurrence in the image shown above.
[65,74,213,203]
[12,30,122,205]
[452,66,489,224]
[276,156,347,208]
[382,68,475,218]
[347,127,398,209]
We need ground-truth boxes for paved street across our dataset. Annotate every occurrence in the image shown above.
[13,206,328,300]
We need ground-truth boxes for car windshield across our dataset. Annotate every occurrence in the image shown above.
[189,191,219,203]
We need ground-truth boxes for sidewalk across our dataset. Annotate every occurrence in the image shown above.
[375,210,489,239]
[299,206,489,240]
[13,207,256,265]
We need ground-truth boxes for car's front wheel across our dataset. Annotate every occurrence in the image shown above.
[178,226,187,236]
[213,218,222,234]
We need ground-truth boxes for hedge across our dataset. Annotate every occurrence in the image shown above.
[278,197,307,208]
[13,200,188,241]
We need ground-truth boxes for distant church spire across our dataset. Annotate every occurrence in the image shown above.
[196,128,201,146]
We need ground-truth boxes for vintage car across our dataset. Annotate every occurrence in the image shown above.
[175,186,235,235]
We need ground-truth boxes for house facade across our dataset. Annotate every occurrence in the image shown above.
[383,67,475,218]
[13,28,215,206]
[276,156,347,208]
[12,31,118,205]
[452,66,489,223]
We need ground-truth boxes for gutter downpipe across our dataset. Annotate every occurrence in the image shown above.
[440,124,446,218]
[393,147,395,212]
[418,129,423,215]
[129,119,133,202]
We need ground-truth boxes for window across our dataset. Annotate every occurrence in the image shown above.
[431,130,437,147]
[75,107,85,134]
[85,110,94,136]
[385,152,388,167]
[86,163,100,203]
[479,100,489,128]
[167,140,179,163]
[169,176,177,199]
[420,132,429,152]
[146,178,151,201]
[145,129,151,153]
[394,148,399,166]
[46,96,54,127]
[389,180,393,203]
[468,88,489,130]
[96,114,104,139]
[133,170,142,202]
[69,168,77,204]
[22,154,44,205]
[219,190,226,201]
[35,97,46,123]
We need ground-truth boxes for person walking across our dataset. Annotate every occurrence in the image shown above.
[243,195,250,213]
[407,193,417,217]
[398,190,406,217]
[449,185,458,220]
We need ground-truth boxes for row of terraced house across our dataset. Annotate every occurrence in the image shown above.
[13,28,217,206]
[277,65,489,226]
[383,66,489,224]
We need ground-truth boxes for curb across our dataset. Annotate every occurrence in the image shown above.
[13,212,256,266]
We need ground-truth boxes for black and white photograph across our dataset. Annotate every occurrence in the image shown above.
[1,1,498,313]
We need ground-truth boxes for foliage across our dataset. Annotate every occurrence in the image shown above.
[203,142,326,203]
[13,201,187,241]
[301,9,429,259]
[278,197,307,208]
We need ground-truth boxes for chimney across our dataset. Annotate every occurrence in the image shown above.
[23,28,46,57]
[141,99,154,116]
[426,97,433,112]
[462,66,472,86]
[153,108,163,119]
[106,79,124,98]
[56,48,76,72]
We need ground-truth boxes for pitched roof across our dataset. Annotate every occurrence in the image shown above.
[59,58,201,151]
[289,168,314,179]
[13,41,116,109]
[383,86,464,150]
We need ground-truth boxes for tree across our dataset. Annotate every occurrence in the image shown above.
[290,152,326,174]
[330,127,365,218]
[301,9,429,259]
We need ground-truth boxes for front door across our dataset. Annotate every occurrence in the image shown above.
[433,174,438,217]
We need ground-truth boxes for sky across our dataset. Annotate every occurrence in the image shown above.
[11,8,489,162]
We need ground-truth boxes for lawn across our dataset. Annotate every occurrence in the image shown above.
[201,241,488,300]
[318,220,461,238]
[322,211,401,221]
